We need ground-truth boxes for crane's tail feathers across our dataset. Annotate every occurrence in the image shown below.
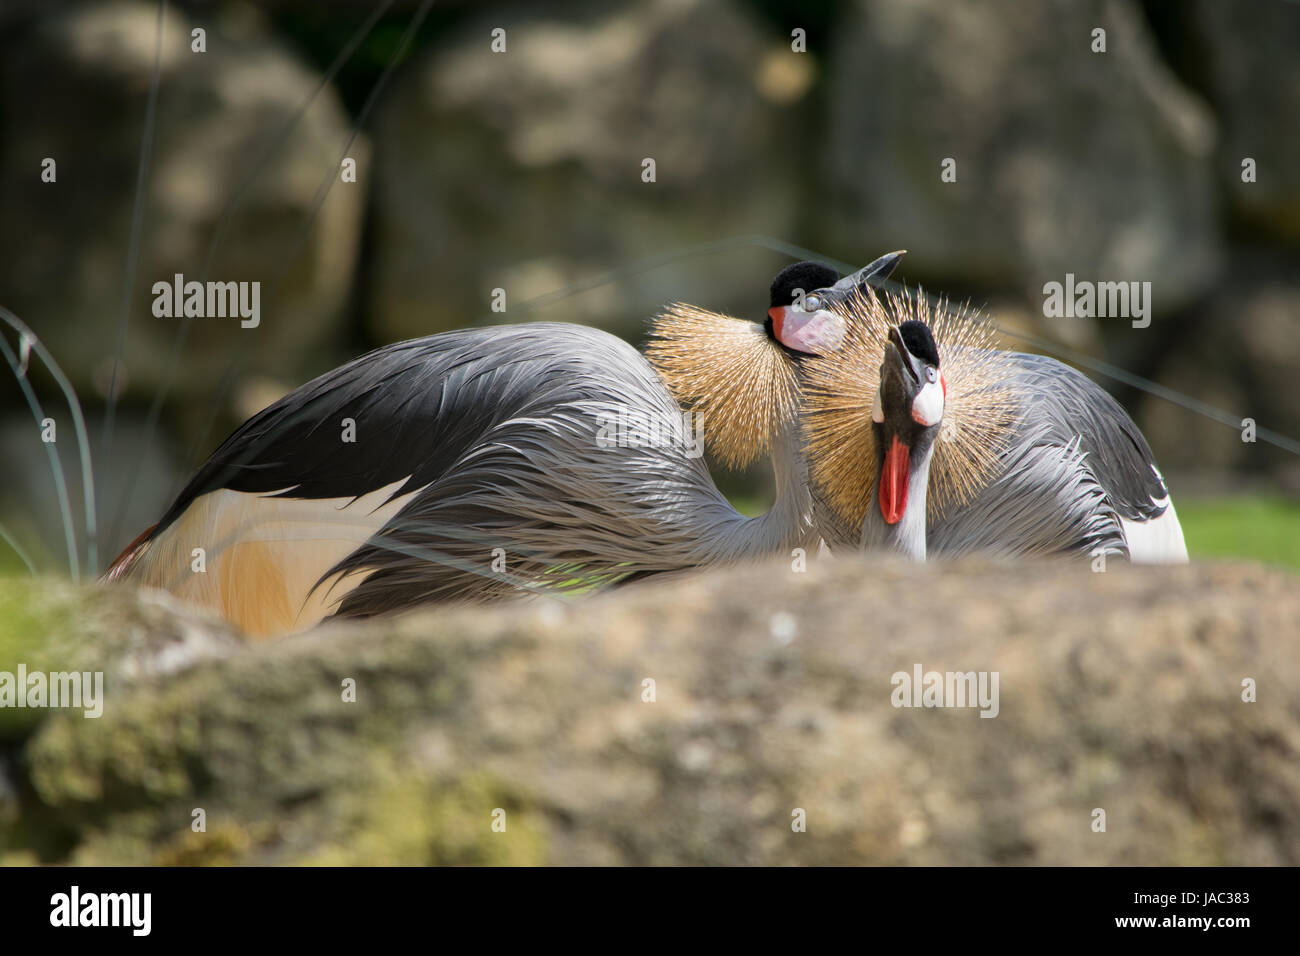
[101,524,156,582]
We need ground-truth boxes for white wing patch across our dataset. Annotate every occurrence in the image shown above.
[1121,495,1189,564]
[1120,468,1188,563]
[125,477,425,639]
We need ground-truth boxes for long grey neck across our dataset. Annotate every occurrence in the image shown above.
[860,445,933,560]
[704,424,814,561]
[765,424,815,546]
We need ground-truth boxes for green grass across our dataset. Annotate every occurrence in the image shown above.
[1175,496,1300,570]
[738,492,1300,569]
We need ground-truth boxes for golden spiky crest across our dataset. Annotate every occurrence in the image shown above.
[802,287,1022,530]
[645,303,802,469]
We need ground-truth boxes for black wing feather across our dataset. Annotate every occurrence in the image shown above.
[153,323,610,535]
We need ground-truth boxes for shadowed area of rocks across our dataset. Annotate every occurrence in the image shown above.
[1,557,1295,865]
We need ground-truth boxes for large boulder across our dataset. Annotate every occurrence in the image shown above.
[1140,261,1300,488]
[823,0,1221,319]
[367,0,811,344]
[0,0,365,404]
[2,557,1296,865]
[1188,0,1300,244]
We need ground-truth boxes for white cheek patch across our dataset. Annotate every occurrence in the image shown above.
[871,386,884,423]
[911,379,944,426]
[779,308,846,355]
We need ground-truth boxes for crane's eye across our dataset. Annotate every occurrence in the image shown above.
[925,366,938,383]
[803,294,822,311]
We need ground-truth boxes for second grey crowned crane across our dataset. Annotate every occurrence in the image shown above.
[802,291,1188,563]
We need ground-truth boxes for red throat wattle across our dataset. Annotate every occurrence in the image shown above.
[879,435,910,525]
[768,306,785,341]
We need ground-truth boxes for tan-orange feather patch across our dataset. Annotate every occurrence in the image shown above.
[645,304,802,470]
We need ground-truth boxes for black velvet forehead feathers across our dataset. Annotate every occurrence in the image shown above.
[769,261,840,308]
[897,319,940,367]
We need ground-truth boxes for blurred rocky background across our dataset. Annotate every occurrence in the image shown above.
[0,0,1297,572]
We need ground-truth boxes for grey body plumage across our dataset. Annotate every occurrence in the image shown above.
[926,351,1172,560]
[111,322,816,633]
[330,324,816,614]
[803,291,1187,564]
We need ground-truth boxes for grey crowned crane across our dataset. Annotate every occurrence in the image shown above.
[802,291,1189,563]
[104,322,825,638]
[103,255,901,640]
[645,252,905,492]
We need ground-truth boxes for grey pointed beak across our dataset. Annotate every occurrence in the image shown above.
[885,325,923,388]
[829,250,906,298]
[877,336,917,438]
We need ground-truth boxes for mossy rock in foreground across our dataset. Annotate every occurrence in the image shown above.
[1,557,1297,865]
